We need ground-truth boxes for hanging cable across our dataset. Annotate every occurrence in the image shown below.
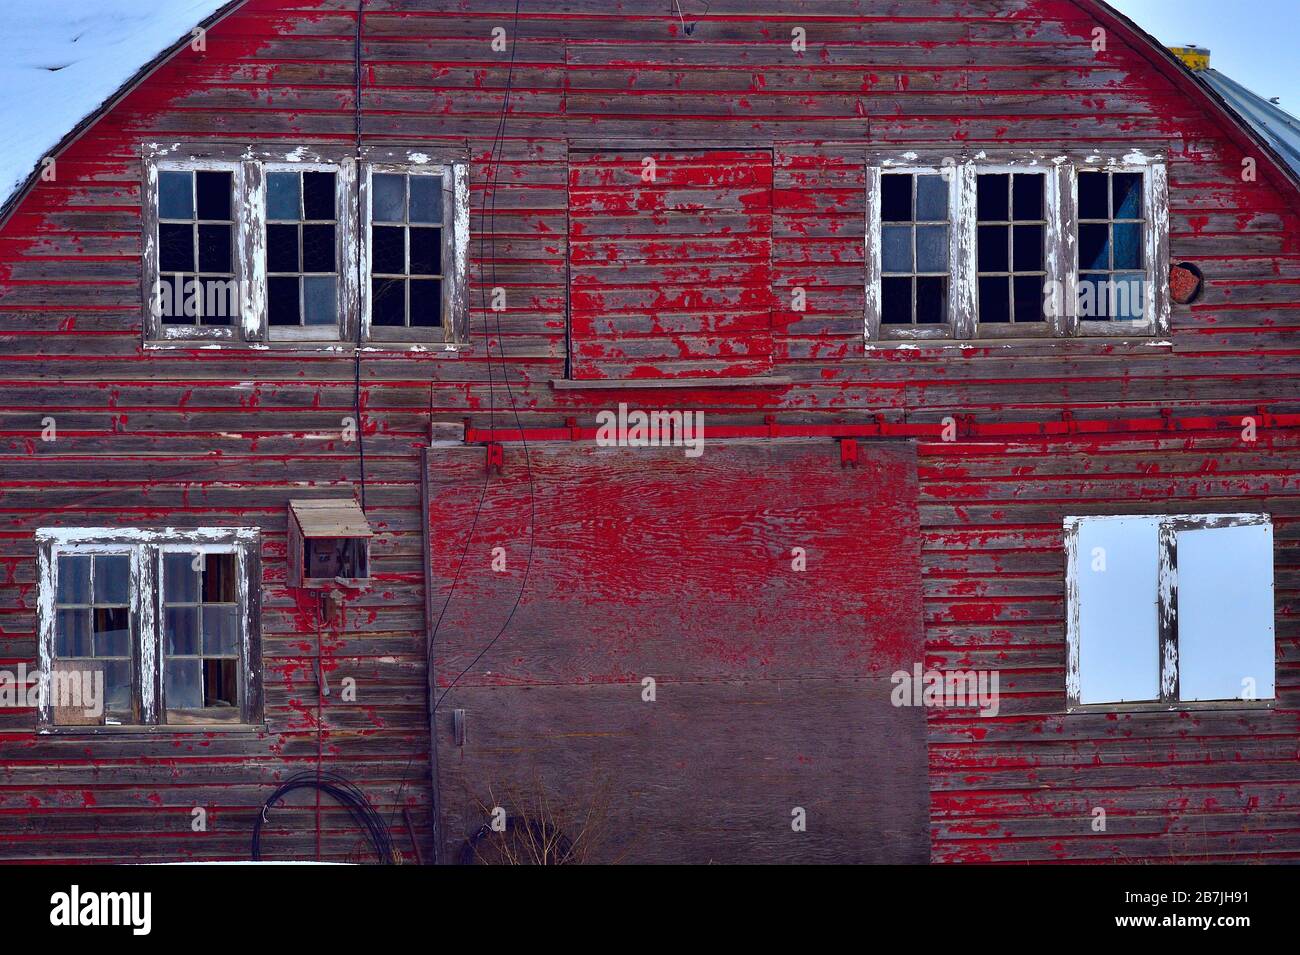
[352,0,368,509]
[252,770,396,864]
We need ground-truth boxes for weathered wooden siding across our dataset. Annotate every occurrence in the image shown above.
[0,0,1296,862]
[428,439,927,863]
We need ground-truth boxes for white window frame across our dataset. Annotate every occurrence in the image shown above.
[865,163,967,341]
[35,527,263,732]
[143,157,259,343]
[865,151,1169,342]
[1064,513,1274,712]
[256,160,358,343]
[359,159,469,345]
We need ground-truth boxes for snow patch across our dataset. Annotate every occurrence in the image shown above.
[0,0,229,207]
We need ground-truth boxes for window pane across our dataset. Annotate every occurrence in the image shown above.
[881,174,912,222]
[915,225,947,273]
[881,277,911,324]
[372,226,406,274]
[1012,224,1044,272]
[164,553,199,603]
[409,175,443,224]
[303,276,337,326]
[57,555,90,604]
[915,277,946,324]
[409,227,441,276]
[94,555,129,605]
[268,276,301,326]
[881,225,912,273]
[166,658,203,710]
[197,224,232,273]
[302,224,336,273]
[195,171,232,220]
[1078,274,1111,320]
[267,172,300,220]
[372,278,407,326]
[1014,275,1046,322]
[1079,223,1110,271]
[1012,174,1043,220]
[165,606,200,656]
[302,171,336,220]
[1078,172,1109,219]
[978,276,1010,323]
[93,607,131,657]
[1112,172,1143,219]
[56,608,91,657]
[267,224,299,273]
[977,174,1009,221]
[103,660,134,716]
[1074,517,1161,704]
[410,279,443,327]
[915,175,948,221]
[373,174,406,222]
[203,605,239,657]
[1176,522,1274,702]
[158,171,194,219]
[977,225,1008,273]
[1112,222,1142,270]
[1112,275,1145,321]
[159,223,195,273]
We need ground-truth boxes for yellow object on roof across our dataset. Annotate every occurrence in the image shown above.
[1170,45,1211,71]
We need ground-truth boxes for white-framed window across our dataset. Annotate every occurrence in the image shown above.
[1064,514,1275,710]
[360,161,469,344]
[35,528,263,730]
[261,161,357,341]
[865,151,1168,341]
[142,145,468,346]
[145,159,258,342]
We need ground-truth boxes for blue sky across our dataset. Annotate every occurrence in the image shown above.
[1113,0,1299,111]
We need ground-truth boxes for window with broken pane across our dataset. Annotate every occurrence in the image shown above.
[40,531,257,729]
[157,169,238,326]
[53,553,134,721]
[880,173,950,327]
[162,551,240,720]
[976,172,1047,325]
[1077,170,1146,321]
[266,169,339,329]
[370,172,445,329]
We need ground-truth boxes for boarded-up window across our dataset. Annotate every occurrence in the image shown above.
[568,149,775,380]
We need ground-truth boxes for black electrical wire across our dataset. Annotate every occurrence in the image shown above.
[352,0,368,510]
[387,0,529,838]
[251,770,397,864]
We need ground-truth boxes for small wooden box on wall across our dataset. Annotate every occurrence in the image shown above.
[287,499,373,587]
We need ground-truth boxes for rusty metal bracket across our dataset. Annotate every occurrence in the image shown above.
[840,438,859,468]
[485,442,504,474]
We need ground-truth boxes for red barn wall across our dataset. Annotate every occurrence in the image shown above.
[0,0,1296,861]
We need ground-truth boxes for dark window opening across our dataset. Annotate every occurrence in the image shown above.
[303,537,369,581]
[157,170,236,327]
[1077,171,1146,321]
[266,170,339,328]
[976,172,1047,325]
[370,172,445,329]
[880,172,950,327]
